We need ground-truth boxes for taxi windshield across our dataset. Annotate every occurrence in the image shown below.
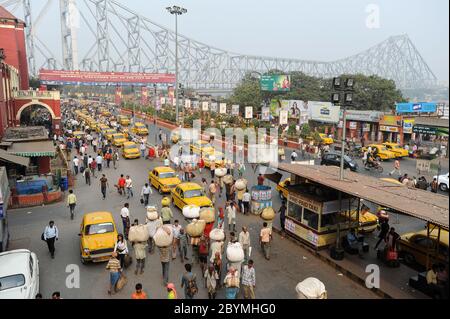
[85,222,114,235]
[185,189,203,198]
[114,134,125,140]
[124,144,137,150]
[160,172,176,179]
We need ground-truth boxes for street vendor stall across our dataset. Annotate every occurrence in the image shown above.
[250,185,273,215]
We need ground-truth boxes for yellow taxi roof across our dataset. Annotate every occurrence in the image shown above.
[135,123,146,127]
[406,229,449,246]
[178,182,202,191]
[123,142,137,147]
[83,212,114,225]
[113,133,125,137]
[154,166,176,173]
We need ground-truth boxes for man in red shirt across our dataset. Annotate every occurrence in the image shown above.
[131,283,148,299]
[257,174,265,186]
[118,174,126,196]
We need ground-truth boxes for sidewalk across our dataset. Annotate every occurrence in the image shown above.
[267,214,429,299]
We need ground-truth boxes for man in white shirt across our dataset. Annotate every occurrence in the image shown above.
[43,221,59,259]
[226,202,237,232]
[120,203,130,235]
[141,183,152,206]
[125,175,134,199]
[73,156,80,175]
[242,191,251,215]
[140,142,146,158]
[96,154,103,171]
[239,226,251,264]
[171,220,182,260]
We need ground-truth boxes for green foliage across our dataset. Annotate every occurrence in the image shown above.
[300,123,312,138]
[29,77,40,89]
[229,71,406,112]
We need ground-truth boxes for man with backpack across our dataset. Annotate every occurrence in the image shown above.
[181,263,198,299]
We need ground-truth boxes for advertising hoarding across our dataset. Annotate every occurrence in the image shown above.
[261,107,270,121]
[211,102,218,113]
[380,115,402,126]
[279,110,289,125]
[232,105,240,116]
[115,87,122,105]
[403,119,414,134]
[219,103,227,114]
[396,102,437,114]
[185,99,191,109]
[245,107,253,119]
[260,75,291,92]
[202,101,209,111]
[309,102,340,123]
[39,69,175,85]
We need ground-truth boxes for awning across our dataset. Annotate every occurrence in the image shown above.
[0,149,30,167]
[7,141,56,157]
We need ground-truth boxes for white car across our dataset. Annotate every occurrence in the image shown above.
[434,173,449,192]
[0,250,39,299]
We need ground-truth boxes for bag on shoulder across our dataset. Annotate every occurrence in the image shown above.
[115,273,127,291]
[187,275,198,296]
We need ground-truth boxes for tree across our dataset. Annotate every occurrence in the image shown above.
[229,72,406,112]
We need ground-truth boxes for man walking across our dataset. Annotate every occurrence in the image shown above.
[171,220,182,260]
[226,201,237,232]
[178,228,189,262]
[159,245,171,286]
[120,203,131,238]
[431,178,439,193]
[208,180,217,205]
[239,227,251,264]
[43,221,59,259]
[241,260,256,299]
[100,174,109,200]
[125,175,134,199]
[140,142,146,158]
[141,183,152,206]
[260,222,272,260]
[83,167,91,186]
[96,153,103,172]
[389,159,401,177]
[181,264,198,299]
[67,190,77,220]
[73,156,80,175]
[113,150,119,169]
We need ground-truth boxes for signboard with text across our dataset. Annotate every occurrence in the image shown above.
[260,75,291,92]
[396,102,437,114]
[309,102,340,123]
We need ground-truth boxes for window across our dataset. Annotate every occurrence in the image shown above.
[287,202,302,222]
[159,172,176,179]
[321,213,338,228]
[185,189,203,198]
[302,209,319,230]
[0,274,25,291]
[85,223,114,235]
[29,256,33,278]
[414,237,434,249]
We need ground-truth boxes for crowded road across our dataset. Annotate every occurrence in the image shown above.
[7,131,380,299]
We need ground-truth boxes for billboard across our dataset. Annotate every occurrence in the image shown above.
[185,99,191,109]
[403,119,414,134]
[219,103,227,114]
[245,107,253,119]
[261,107,270,121]
[396,102,437,114]
[260,75,291,92]
[279,110,289,125]
[39,69,175,86]
[232,105,240,116]
[115,87,122,105]
[141,87,148,105]
[211,102,218,113]
[309,102,340,123]
[202,101,209,111]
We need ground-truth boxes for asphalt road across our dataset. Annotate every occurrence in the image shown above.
[7,132,379,299]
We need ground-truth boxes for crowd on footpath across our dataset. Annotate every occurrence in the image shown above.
[38,102,280,300]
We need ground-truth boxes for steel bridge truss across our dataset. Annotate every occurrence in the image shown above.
[3,0,438,90]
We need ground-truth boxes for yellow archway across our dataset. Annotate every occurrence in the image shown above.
[16,101,57,122]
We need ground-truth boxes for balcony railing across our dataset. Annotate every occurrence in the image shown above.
[14,90,60,100]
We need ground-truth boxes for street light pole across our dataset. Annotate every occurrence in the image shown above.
[340,109,347,181]
[166,5,187,125]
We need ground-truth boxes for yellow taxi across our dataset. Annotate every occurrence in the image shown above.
[131,122,149,136]
[398,229,449,268]
[105,129,117,141]
[382,143,409,158]
[97,124,109,133]
[121,127,130,139]
[79,212,118,264]
[149,167,182,194]
[171,182,213,210]
[122,142,140,159]
[362,144,396,161]
[72,131,86,139]
[111,133,127,147]
[277,178,291,199]
[202,151,228,169]
[117,115,131,126]
[190,140,215,156]
[319,133,334,145]
[342,209,379,233]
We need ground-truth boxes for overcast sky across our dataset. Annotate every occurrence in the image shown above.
[8,0,449,83]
